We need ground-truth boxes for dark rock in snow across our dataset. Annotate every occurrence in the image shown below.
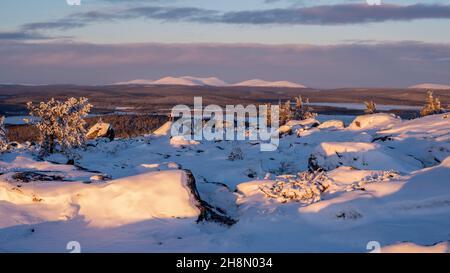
[183,169,237,226]
[12,171,66,183]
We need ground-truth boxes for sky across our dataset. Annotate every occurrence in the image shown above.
[0,0,450,87]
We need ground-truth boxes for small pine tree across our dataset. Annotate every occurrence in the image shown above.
[27,97,92,157]
[420,91,445,117]
[0,116,8,151]
[280,100,293,125]
[364,100,377,114]
[293,95,317,120]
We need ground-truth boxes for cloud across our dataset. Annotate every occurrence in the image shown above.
[0,31,51,41]
[18,3,450,32]
[217,4,450,25]
[1,41,449,87]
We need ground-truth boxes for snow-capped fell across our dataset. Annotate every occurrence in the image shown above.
[115,76,228,86]
[180,76,227,86]
[233,79,306,88]
[114,77,306,87]
[114,79,154,85]
[153,76,227,86]
[409,83,450,90]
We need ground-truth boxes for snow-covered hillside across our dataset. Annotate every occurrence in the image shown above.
[409,83,450,90]
[114,76,307,88]
[0,113,449,252]
[233,79,306,88]
[115,76,227,86]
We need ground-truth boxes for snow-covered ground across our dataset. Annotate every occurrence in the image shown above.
[0,113,449,253]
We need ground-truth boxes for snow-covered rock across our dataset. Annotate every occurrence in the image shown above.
[169,136,199,147]
[348,113,401,131]
[276,118,320,137]
[308,142,421,172]
[376,113,450,167]
[285,118,320,129]
[86,121,115,141]
[153,121,172,136]
[318,120,344,130]
[0,170,201,228]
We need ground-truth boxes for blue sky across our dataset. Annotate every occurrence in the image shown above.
[1,0,450,87]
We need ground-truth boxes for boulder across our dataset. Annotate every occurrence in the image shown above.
[86,121,115,141]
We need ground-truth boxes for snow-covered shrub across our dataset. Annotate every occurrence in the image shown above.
[344,170,399,191]
[259,171,332,204]
[0,116,8,151]
[420,91,446,117]
[27,97,92,157]
[364,101,377,114]
[228,147,244,161]
[293,96,317,120]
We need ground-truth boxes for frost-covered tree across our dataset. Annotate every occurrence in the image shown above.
[279,100,293,125]
[293,95,317,120]
[420,91,445,117]
[27,97,92,157]
[0,116,8,151]
[364,100,377,114]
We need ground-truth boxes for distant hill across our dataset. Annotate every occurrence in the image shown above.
[115,76,306,88]
[409,83,450,90]
[115,76,227,86]
[233,79,306,88]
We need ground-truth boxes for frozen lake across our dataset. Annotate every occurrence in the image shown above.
[306,102,421,111]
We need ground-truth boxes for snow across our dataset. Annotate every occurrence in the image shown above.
[233,79,306,88]
[310,142,421,172]
[380,242,449,253]
[318,120,344,130]
[169,136,200,147]
[409,83,450,90]
[115,76,306,88]
[115,76,227,86]
[348,113,401,131]
[1,113,449,252]
[0,170,200,229]
[4,116,39,125]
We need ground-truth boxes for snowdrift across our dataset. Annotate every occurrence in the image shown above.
[348,113,401,131]
[309,142,421,172]
[0,170,201,228]
[380,242,449,253]
[376,113,450,167]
